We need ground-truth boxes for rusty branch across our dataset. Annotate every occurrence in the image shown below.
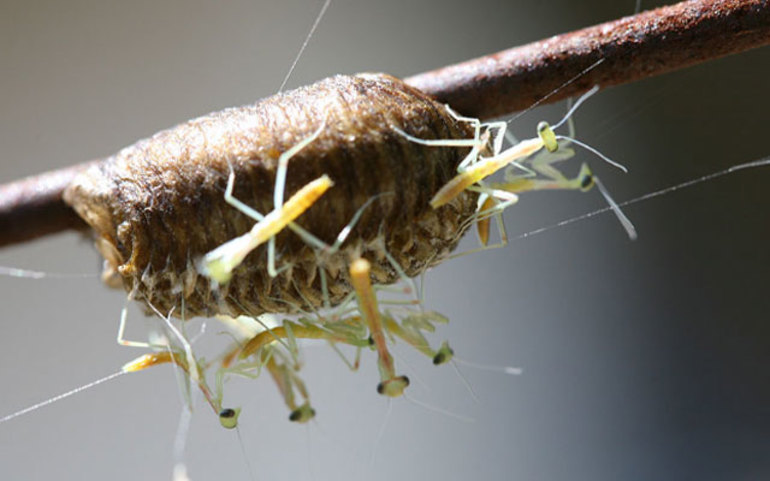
[1,0,768,249]
[406,0,770,118]
[0,162,97,247]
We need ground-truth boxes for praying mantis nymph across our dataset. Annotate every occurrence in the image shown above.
[62,72,616,426]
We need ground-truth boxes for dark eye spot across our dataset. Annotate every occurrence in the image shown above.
[581,174,593,189]
[433,352,446,365]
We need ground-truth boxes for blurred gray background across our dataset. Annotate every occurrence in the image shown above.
[1,0,768,480]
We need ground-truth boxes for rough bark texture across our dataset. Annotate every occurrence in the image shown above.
[1,0,768,249]
[406,0,770,118]
[63,74,477,318]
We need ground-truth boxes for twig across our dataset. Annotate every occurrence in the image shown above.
[407,0,770,118]
[0,162,98,247]
[1,0,768,249]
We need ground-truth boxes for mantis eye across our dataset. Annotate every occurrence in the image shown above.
[219,408,241,429]
[288,403,316,423]
[433,341,455,365]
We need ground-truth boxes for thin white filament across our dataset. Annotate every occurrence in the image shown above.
[449,361,480,403]
[403,393,475,423]
[0,266,96,279]
[172,406,193,481]
[0,371,126,425]
[370,399,393,468]
[453,358,524,376]
[507,57,606,124]
[556,135,629,172]
[552,85,600,131]
[594,176,638,240]
[511,157,770,242]
[236,425,258,481]
[277,0,332,93]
